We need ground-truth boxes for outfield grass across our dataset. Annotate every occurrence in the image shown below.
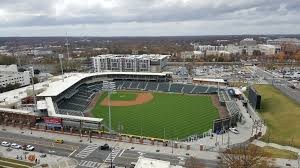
[254,85,300,148]
[92,92,219,139]
[110,92,137,101]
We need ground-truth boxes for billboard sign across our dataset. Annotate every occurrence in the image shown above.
[44,117,62,125]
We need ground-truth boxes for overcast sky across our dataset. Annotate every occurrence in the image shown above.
[0,0,299,36]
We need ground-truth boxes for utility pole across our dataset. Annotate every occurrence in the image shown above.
[65,32,70,61]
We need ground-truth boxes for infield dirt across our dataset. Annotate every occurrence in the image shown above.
[100,92,153,106]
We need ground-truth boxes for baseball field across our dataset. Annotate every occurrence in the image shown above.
[91,91,219,139]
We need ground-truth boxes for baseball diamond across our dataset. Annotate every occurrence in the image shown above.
[91,91,219,139]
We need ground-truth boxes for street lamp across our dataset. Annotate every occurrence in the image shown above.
[102,81,116,135]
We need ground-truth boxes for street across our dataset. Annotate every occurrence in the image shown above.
[0,130,220,168]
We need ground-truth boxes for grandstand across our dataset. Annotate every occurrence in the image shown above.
[145,82,159,91]
[157,83,170,92]
[218,90,232,106]
[213,89,242,133]
[169,83,184,93]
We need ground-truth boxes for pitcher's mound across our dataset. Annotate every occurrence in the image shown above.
[101,92,153,106]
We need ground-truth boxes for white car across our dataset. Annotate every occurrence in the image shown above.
[229,128,239,134]
[25,145,35,151]
[1,141,11,147]
[11,143,22,149]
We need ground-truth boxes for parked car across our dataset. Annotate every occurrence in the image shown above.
[11,143,22,149]
[1,141,11,147]
[40,153,47,158]
[100,144,110,150]
[229,128,239,134]
[24,145,35,151]
[55,139,64,144]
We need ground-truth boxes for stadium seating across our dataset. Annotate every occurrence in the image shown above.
[137,81,147,90]
[122,81,131,89]
[114,80,124,89]
[169,83,184,93]
[218,90,232,102]
[226,101,240,116]
[58,102,86,112]
[182,85,195,93]
[206,87,218,93]
[129,81,140,89]
[157,83,170,92]
[58,109,83,116]
[145,82,158,91]
[192,86,209,94]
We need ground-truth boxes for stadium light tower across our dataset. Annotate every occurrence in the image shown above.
[102,81,116,135]
[58,54,64,82]
[30,66,37,112]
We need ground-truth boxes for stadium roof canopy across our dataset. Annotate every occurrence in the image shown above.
[38,72,167,97]
[135,157,182,168]
[193,78,226,83]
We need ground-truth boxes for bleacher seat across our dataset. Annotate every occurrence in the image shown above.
[137,82,147,90]
[192,86,208,94]
[129,81,139,89]
[122,81,131,89]
[169,84,184,93]
[114,81,124,89]
[157,83,169,92]
[207,87,218,93]
[182,85,195,93]
[145,82,158,91]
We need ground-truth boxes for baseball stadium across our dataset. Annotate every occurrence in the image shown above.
[0,72,242,141]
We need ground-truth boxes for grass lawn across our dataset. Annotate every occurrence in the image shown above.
[254,85,300,148]
[0,157,35,168]
[250,145,298,159]
[92,92,219,139]
[110,92,137,101]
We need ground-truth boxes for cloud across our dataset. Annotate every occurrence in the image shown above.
[0,0,299,36]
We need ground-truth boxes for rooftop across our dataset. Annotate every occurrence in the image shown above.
[193,78,226,83]
[38,72,167,97]
[92,54,169,60]
[134,157,182,168]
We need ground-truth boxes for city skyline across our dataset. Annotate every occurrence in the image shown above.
[0,0,300,36]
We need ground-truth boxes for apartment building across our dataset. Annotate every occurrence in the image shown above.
[91,54,169,72]
[0,65,31,87]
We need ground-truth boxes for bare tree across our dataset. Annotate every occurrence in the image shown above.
[219,145,274,168]
[185,157,205,168]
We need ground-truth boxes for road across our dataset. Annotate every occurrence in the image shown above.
[0,131,219,168]
[255,67,300,103]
